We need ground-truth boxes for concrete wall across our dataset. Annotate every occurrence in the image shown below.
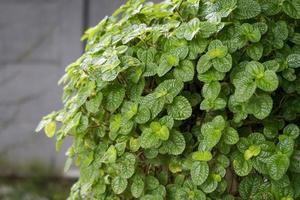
[0,0,125,176]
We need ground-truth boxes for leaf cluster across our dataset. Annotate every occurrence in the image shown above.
[37,0,300,199]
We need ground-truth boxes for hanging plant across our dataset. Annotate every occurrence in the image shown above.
[37,0,300,199]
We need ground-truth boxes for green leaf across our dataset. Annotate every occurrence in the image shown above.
[159,130,186,155]
[100,145,117,164]
[232,73,256,102]
[283,0,300,19]
[150,122,169,141]
[191,161,209,185]
[287,54,300,68]
[203,0,237,22]
[44,121,56,138]
[154,79,184,101]
[188,37,208,60]
[140,128,161,149]
[112,176,128,194]
[212,54,232,73]
[86,93,103,113]
[104,83,126,112]
[234,0,261,20]
[118,153,136,179]
[246,93,273,119]
[197,54,212,74]
[233,152,253,176]
[200,115,225,150]
[267,153,290,180]
[110,114,122,133]
[283,124,300,139]
[239,175,263,200]
[167,96,192,120]
[173,60,195,82]
[277,135,294,156]
[256,70,279,92]
[145,176,159,190]
[158,53,179,76]
[129,137,140,152]
[245,61,265,78]
[246,43,263,61]
[137,47,156,65]
[198,68,225,83]
[184,18,201,41]
[207,40,228,59]
[244,145,261,160]
[239,23,261,43]
[223,127,239,145]
[131,175,144,198]
[192,151,213,161]
[135,106,151,124]
[159,115,174,129]
[290,150,300,173]
[202,81,221,100]
[121,101,138,120]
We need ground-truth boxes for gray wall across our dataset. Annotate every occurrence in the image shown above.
[0,0,125,176]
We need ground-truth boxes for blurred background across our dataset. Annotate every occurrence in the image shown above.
[0,0,128,199]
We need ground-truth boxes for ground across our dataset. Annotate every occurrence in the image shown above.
[0,176,74,200]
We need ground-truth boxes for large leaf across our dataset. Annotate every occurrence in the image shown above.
[234,0,261,19]
[256,70,279,92]
[159,130,186,155]
[191,161,209,185]
[112,176,128,194]
[173,60,195,82]
[233,152,253,176]
[104,83,126,112]
[246,93,273,119]
[267,153,290,180]
[167,96,192,120]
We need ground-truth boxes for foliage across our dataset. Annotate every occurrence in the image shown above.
[37,0,300,199]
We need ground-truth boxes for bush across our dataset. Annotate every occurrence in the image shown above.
[36,0,300,199]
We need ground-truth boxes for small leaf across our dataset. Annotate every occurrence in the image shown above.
[159,130,186,155]
[239,175,263,199]
[184,18,201,41]
[140,128,161,149]
[173,60,195,82]
[256,70,279,92]
[207,40,228,59]
[131,175,144,198]
[212,54,232,73]
[86,93,103,113]
[244,145,261,160]
[202,81,221,100]
[283,0,300,19]
[233,153,253,176]
[158,53,179,76]
[104,83,126,112]
[223,127,239,145]
[234,0,261,20]
[100,145,117,164]
[192,151,213,161]
[246,93,273,119]
[232,73,256,102]
[44,121,56,138]
[197,54,212,74]
[112,176,128,194]
[287,54,300,68]
[167,96,192,120]
[246,43,263,60]
[191,161,209,185]
[267,153,290,180]
[283,124,300,139]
